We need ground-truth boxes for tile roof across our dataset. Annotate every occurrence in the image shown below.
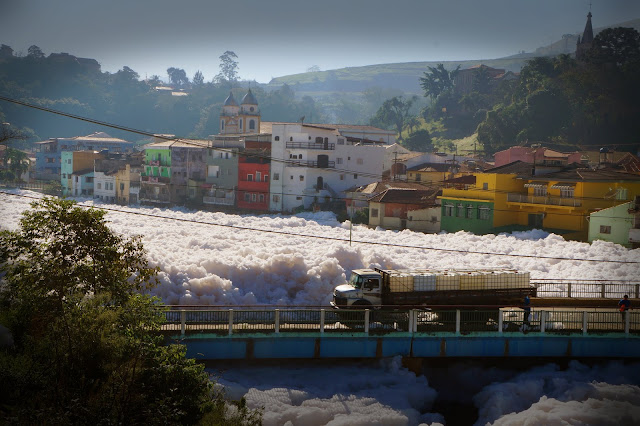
[368,188,441,205]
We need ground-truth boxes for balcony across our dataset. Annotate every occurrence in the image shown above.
[141,175,170,184]
[139,193,171,203]
[203,196,235,206]
[507,193,582,207]
[287,160,335,168]
[286,141,335,150]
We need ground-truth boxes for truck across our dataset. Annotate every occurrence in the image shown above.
[331,268,536,310]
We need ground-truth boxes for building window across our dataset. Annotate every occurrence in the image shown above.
[275,136,280,141]
[120,183,124,191]
[336,158,343,165]
[600,225,611,234]
[357,158,363,165]
[483,183,488,190]
[444,204,454,217]
[259,194,264,202]
[616,188,628,200]
[353,174,358,179]
[244,193,250,201]
[251,193,257,202]
[273,195,280,202]
[299,175,304,181]
[97,182,101,189]
[249,120,255,130]
[221,121,224,131]
[560,187,574,198]
[337,138,345,145]
[415,174,421,182]
[290,175,294,180]
[534,186,547,197]
[264,175,269,182]
[340,174,345,180]
[208,165,220,178]
[478,207,490,220]
[256,172,261,181]
[239,119,243,130]
[466,205,474,219]
[247,174,253,181]
[296,196,302,200]
[371,208,379,218]
[274,173,280,181]
[457,204,464,217]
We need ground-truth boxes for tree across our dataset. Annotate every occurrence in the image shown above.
[167,67,189,87]
[193,70,205,86]
[307,65,321,73]
[587,27,640,68]
[369,96,418,139]
[1,147,29,180]
[0,198,261,424]
[26,45,45,59]
[420,64,460,102]
[402,129,433,152]
[215,51,239,86]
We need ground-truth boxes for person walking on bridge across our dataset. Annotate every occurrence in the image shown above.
[619,295,631,325]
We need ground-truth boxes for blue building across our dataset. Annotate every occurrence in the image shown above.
[35,132,135,181]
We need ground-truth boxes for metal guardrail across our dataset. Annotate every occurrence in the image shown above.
[532,280,640,299]
[160,307,638,336]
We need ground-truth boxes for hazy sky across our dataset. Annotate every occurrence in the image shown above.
[2,0,639,83]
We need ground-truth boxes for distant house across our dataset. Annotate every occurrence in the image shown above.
[269,122,393,213]
[454,64,518,95]
[368,187,441,232]
[588,198,640,248]
[237,148,270,211]
[35,132,134,181]
[61,151,104,197]
[494,146,582,168]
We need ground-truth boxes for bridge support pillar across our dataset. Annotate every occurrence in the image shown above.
[402,357,423,376]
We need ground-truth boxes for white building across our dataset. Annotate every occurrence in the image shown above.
[269,123,394,212]
[94,171,116,203]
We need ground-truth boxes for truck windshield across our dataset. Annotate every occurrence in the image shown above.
[348,273,364,289]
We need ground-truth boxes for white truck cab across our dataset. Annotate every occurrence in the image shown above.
[331,269,383,308]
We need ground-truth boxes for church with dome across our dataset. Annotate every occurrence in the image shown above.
[219,89,261,135]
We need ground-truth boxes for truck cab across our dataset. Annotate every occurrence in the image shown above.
[331,269,382,308]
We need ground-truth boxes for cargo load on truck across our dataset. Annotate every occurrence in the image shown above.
[331,267,535,309]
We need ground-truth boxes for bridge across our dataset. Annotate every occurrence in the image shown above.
[162,305,640,361]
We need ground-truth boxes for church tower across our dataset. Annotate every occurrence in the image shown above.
[239,89,260,134]
[220,91,240,134]
[576,11,594,61]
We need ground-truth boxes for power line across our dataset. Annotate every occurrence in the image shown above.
[1,190,638,264]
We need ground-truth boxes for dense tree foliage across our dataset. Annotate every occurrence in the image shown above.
[0,198,261,425]
[369,95,418,139]
[475,28,640,154]
[419,64,459,102]
[0,48,328,143]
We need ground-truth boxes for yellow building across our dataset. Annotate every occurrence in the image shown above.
[440,161,640,241]
[115,163,143,205]
[439,162,529,235]
[508,167,640,241]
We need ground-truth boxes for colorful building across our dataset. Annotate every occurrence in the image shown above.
[139,140,172,205]
[35,132,134,181]
[588,200,638,247]
[439,162,528,235]
[237,148,270,211]
[61,150,104,197]
[368,188,441,232]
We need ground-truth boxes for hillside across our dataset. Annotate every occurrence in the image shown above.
[268,18,640,95]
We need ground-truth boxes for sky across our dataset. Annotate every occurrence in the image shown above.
[1,189,639,424]
[2,0,640,84]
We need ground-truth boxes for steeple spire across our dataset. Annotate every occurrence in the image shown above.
[582,11,594,44]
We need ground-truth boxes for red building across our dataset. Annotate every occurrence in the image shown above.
[237,148,270,211]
